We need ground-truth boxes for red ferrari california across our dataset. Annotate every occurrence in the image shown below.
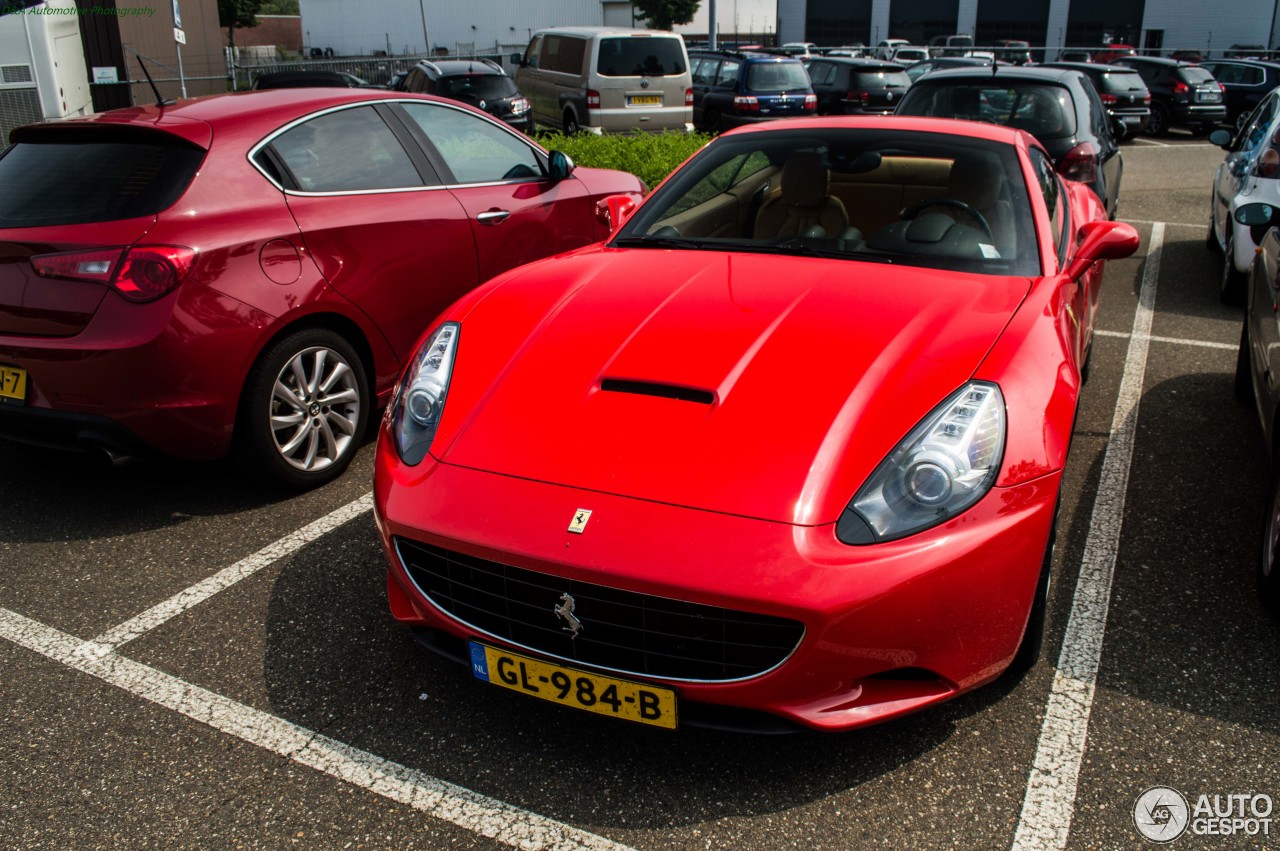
[0,88,642,486]
[374,117,1139,732]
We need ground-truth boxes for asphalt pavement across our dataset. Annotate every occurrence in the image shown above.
[2,133,1276,850]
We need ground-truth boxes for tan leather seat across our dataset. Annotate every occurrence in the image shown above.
[753,152,849,239]
[947,153,1016,256]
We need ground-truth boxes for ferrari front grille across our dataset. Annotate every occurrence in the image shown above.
[395,537,805,683]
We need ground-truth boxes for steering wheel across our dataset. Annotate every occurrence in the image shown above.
[900,198,993,241]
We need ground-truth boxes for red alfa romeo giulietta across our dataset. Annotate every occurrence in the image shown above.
[0,88,643,486]
[374,116,1139,732]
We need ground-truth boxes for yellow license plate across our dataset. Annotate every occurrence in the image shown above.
[469,641,677,729]
[628,95,662,106]
[0,365,27,406]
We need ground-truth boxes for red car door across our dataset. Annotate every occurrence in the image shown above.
[264,103,479,361]
[393,101,596,283]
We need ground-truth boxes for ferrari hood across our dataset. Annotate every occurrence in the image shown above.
[437,248,1029,525]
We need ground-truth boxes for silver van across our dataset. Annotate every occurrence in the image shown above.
[514,27,693,134]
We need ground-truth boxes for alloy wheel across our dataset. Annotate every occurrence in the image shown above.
[269,345,361,472]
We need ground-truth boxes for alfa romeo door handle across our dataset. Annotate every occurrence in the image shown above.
[477,209,511,224]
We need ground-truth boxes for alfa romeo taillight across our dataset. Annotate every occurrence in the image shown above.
[32,245,197,303]
[1057,141,1099,184]
[1258,148,1280,178]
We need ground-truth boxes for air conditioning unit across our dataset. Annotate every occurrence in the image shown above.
[0,0,92,141]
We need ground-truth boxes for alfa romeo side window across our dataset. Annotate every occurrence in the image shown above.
[401,103,543,184]
[271,106,422,192]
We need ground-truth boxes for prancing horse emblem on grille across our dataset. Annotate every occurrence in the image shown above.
[555,593,584,639]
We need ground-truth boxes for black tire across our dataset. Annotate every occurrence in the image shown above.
[1008,502,1058,677]
[1221,228,1247,304]
[1206,213,1220,251]
[1146,103,1170,137]
[1236,317,1255,404]
[1260,472,1280,613]
[235,328,370,489]
[563,109,581,135]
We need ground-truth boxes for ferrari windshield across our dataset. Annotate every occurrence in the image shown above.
[614,128,1040,277]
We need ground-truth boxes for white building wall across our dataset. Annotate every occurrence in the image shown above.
[299,0,606,57]
[673,0,778,40]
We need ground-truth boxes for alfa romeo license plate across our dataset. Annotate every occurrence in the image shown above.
[0,365,27,406]
[469,641,677,729]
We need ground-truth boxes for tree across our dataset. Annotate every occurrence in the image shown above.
[258,0,299,12]
[219,0,262,51]
[632,0,700,32]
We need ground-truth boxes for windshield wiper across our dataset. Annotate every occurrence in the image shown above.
[612,235,711,250]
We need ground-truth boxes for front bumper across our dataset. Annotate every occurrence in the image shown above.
[375,439,1060,732]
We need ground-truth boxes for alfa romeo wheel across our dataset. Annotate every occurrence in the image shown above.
[237,328,369,488]
[1236,318,1254,404]
[1260,473,1280,612]
[1221,229,1246,304]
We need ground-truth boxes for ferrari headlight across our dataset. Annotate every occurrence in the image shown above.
[391,322,459,465]
[838,382,1006,544]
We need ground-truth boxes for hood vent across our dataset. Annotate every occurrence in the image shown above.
[600,378,714,405]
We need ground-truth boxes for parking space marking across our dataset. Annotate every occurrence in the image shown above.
[1011,223,1164,850]
[1122,219,1203,228]
[86,492,374,655]
[0,607,631,851]
[1094,328,1236,351]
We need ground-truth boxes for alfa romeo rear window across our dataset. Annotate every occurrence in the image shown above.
[597,37,687,76]
[0,131,204,228]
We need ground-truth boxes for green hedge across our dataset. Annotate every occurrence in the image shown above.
[537,130,714,190]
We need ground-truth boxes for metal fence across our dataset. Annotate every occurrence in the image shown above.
[232,45,528,90]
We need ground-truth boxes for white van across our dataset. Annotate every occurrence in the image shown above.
[514,27,693,134]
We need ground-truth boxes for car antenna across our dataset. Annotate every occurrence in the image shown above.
[133,54,175,108]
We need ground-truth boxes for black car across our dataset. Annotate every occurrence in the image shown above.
[251,70,372,89]
[895,65,1123,218]
[1041,62,1152,138]
[1110,56,1226,135]
[994,40,1034,65]
[803,57,911,115]
[401,59,532,132]
[689,50,816,132]
[1197,59,1280,131]
[902,56,992,83]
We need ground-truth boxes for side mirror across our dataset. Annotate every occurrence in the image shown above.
[1065,219,1140,280]
[595,194,638,233]
[1209,127,1234,149]
[510,52,525,66]
[547,150,575,181]
[1235,202,1280,245]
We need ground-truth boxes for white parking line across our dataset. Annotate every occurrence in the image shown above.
[87,493,374,653]
[1094,328,1236,351]
[1011,222,1164,850]
[1122,219,1203,228]
[0,608,631,851]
